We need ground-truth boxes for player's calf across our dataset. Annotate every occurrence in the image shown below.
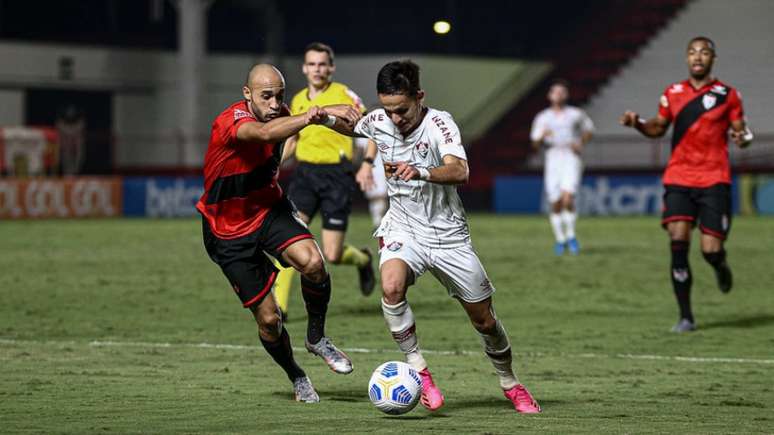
[703,249,732,293]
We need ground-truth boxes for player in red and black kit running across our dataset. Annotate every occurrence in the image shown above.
[621,37,753,332]
[197,64,363,401]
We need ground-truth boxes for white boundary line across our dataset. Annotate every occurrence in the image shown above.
[2,338,774,365]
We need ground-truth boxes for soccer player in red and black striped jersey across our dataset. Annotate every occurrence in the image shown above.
[620,37,753,332]
[196,64,362,401]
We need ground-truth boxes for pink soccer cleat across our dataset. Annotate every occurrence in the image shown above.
[418,368,445,411]
[504,384,541,414]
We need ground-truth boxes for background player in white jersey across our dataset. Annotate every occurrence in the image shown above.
[530,80,594,255]
[355,138,388,228]
[325,60,541,414]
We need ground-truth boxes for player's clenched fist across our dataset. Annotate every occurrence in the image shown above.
[391,161,420,181]
[619,111,640,127]
[325,104,363,125]
[305,106,329,125]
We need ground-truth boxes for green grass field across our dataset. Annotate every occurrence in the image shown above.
[1,215,773,434]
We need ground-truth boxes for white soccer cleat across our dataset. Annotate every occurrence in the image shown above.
[293,376,320,403]
[305,337,353,374]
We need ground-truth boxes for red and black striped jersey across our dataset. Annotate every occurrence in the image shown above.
[658,79,744,188]
[196,101,283,239]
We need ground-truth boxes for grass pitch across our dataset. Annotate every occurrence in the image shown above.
[1,215,773,434]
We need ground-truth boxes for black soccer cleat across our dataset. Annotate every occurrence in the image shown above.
[715,262,733,294]
[358,247,376,296]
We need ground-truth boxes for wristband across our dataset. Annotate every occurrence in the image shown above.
[324,115,337,127]
[417,167,430,181]
[363,157,375,165]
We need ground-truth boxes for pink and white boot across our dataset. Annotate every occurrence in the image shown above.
[504,384,541,414]
[418,368,445,411]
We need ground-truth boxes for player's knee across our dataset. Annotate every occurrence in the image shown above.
[381,278,407,305]
[299,251,326,279]
[257,310,282,337]
[471,315,497,335]
[324,248,342,264]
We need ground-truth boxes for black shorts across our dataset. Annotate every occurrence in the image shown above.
[202,197,313,309]
[661,183,732,239]
[288,162,354,231]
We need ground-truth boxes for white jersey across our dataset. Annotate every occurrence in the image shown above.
[529,105,594,161]
[354,108,470,248]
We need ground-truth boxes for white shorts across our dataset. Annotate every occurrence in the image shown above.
[364,153,387,200]
[378,237,495,303]
[544,151,582,203]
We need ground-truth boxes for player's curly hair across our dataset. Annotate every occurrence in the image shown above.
[688,36,716,53]
[377,60,421,96]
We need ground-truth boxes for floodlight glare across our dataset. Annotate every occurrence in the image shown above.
[433,20,451,35]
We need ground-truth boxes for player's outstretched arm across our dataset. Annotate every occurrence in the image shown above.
[236,106,328,143]
[320,104,364,137]
[730,119,754,148]
[620,111,670,138]
[389,155,469,185]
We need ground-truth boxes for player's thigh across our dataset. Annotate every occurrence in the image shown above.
[287,164,321,219]
[559,155,582,194]
[696,183,732,240]
[319,165,354,232]
[662,185,698,234]
[544,166,562,204]
[428,244,495,304]
[202,219,279,309]
[379,238,427,302]
[258,197,321,273]
[321,228,346,263]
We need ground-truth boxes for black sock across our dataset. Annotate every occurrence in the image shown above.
[670,240,693,322]
[301,274,331,344]
[702,249,727,271]
[260,327,306,382]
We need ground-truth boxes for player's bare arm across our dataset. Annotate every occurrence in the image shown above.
[531,129,552,150]
[729,119,753,148]
[237,106,329,143]
[281,134,299,163]
[620,111,670,138]
[319,104,363,137]
[356,139,378,191]
[389,154,469,185]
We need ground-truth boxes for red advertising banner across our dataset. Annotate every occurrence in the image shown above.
[0,177,122,219]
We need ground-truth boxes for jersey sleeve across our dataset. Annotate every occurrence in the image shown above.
[345,88,368,113]
[353,115,373,139]
[229,107,259,143]
[580,110,595,133]
[435,112,467,160]
[728,88,745,122]
[529,112,545,142]
[658,86,673,122]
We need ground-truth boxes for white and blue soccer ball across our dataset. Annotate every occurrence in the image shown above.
[368,361,422,415]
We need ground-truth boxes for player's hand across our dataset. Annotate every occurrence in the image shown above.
[325,104,363,126]
[392,161,419,181]
[356,162,375,191]
[620,111,639,128]
[305,106,329,125]
[541,129,553,141]
[571,142,583,155]
[730,129,750,148]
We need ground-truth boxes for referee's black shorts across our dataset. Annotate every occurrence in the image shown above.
[288,161,355,231]
[202,196,313,309]
[661,183,732,239]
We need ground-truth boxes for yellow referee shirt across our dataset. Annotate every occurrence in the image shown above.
[290,82,366,164]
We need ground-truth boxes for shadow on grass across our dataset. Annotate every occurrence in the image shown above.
[702,314,774,330]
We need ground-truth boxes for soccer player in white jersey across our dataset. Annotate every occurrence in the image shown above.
[325,60,541,414]
[530,80,594,255]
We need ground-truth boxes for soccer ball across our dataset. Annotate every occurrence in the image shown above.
[368,361,422,415]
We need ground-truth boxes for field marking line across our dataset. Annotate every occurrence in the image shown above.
[2,338,774,365]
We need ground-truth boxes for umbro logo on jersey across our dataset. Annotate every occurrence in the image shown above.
[669,84,684,93]
[234,109,253,121]
[378,142,390,151]
[702,93,717,110]
[386,241,403,252]
[712,85,727,95]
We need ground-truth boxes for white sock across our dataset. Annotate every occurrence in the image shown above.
[549,213,565,243]
[368,198,387,227]
[561,210,577,240]
[381,299,427,371]
[479,318,519,390]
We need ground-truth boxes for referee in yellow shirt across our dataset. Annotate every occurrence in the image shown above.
[275,42,375,319]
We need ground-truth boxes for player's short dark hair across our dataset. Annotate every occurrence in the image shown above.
[688,36,716,53]
[377,60,421,96]
[304,42,335,65]
[549,78,570,90]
